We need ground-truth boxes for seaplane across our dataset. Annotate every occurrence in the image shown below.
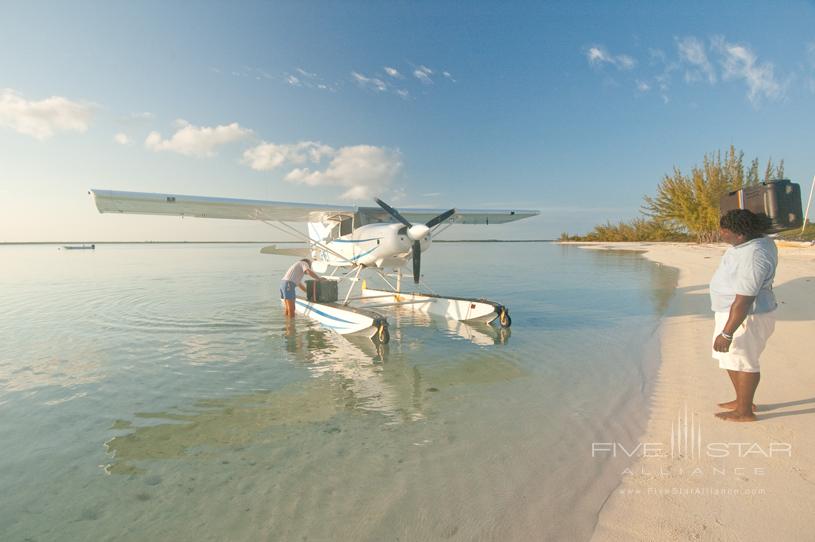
[89,189,539,344]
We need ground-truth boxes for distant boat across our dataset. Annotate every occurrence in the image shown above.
[62,244,96,250]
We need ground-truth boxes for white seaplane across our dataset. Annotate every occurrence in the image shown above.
[90,189,539,343]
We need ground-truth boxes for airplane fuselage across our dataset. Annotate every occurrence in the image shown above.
[315,222,431,269]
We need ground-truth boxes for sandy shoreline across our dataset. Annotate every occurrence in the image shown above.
[565,242,814,541]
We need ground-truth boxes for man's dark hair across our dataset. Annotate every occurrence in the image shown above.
[719,209,772,237]
[300,258,312,266]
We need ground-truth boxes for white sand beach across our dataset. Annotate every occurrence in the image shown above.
[569,242,815,541]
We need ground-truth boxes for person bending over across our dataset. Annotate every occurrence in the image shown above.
[710,209,777,422]
[280,258,320,318]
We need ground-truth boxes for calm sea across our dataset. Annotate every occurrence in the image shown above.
[0,242,677,541]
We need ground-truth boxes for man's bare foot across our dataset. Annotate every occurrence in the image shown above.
[717,400,757,412]
[714,410,757,422]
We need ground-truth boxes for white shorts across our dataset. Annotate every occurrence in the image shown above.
[712,311,776,373]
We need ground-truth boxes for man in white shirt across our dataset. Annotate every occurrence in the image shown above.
[709,209,777,422]
[280,259,321,317]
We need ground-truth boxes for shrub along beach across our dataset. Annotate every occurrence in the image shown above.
[561,146,813,243]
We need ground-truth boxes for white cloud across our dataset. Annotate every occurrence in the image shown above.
[712,37,781,104]
[284,69,335,92]
[384,66,403,79]
[113,133,130,145]
[351,71,388,92]
[145,120,252,157]
[242,141,334,171]
[284,145,402,200]
[395,89,410,100]
[586,46,636,70]
[636,80,651,92]
[677,36,716,84]
[244,141,402,200]
[616,55,636,70]
[587,46,610,64]
[442,70,456,82]
[244,140,401,200]
[413,65,434,84]
[0,88,93,140]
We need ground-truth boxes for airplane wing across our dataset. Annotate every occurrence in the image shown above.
[90,189,357,222]
[90,189,539,224]
[357,206,540,225]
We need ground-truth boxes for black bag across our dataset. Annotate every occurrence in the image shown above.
[720,179,803,232]
[305,279,339,303]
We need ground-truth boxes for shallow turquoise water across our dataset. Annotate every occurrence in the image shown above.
[0,243,676,541]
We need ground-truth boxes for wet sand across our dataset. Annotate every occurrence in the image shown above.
[569,242,815,541]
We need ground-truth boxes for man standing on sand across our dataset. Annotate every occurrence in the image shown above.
[280,258,321,318]
[710,209,778,422]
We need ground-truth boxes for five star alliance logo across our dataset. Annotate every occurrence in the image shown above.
[591,403,791,460]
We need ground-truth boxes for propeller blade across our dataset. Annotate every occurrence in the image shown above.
[412,240,421,284]
[425,208,456,228]
[374,198,412,228]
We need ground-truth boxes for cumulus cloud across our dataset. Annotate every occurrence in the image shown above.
[586,46,636,70]
[351,71,388,92]
[145,120,252,157]
[286,145,402,200]
[0,88,93,140]
[243,141,402,200]
[384,66,403,79]
[113,133,131,145]
[413,65,434,84]
[242,141,334,171]
[712,37,781,104]
[677,36,716,84]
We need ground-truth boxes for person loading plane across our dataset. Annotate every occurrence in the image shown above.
[280,258,321,317]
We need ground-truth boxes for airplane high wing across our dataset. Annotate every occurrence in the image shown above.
[90,189,540,225]
[90,189,355,222]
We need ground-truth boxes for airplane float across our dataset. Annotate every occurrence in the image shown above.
[90,189,539,344]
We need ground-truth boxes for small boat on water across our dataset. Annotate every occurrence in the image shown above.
[62,244,96,250]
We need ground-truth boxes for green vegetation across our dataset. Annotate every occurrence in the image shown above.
[560,218,691,242]
[777,221,815,242]
[563,146,786,243]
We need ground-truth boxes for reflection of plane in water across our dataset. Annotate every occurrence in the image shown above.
[442,319,511,346]
[364,302,511,346]
[103,322,524,475]
[285,322,416,422]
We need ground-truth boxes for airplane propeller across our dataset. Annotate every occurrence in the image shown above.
[375,198,456,284]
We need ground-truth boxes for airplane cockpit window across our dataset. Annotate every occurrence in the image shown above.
[325,214,354,240]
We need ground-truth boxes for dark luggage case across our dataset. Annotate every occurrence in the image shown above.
[306,279,339,303]
[720,179,803,232]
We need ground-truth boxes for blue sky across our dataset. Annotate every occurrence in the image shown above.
[2,1,814,241]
